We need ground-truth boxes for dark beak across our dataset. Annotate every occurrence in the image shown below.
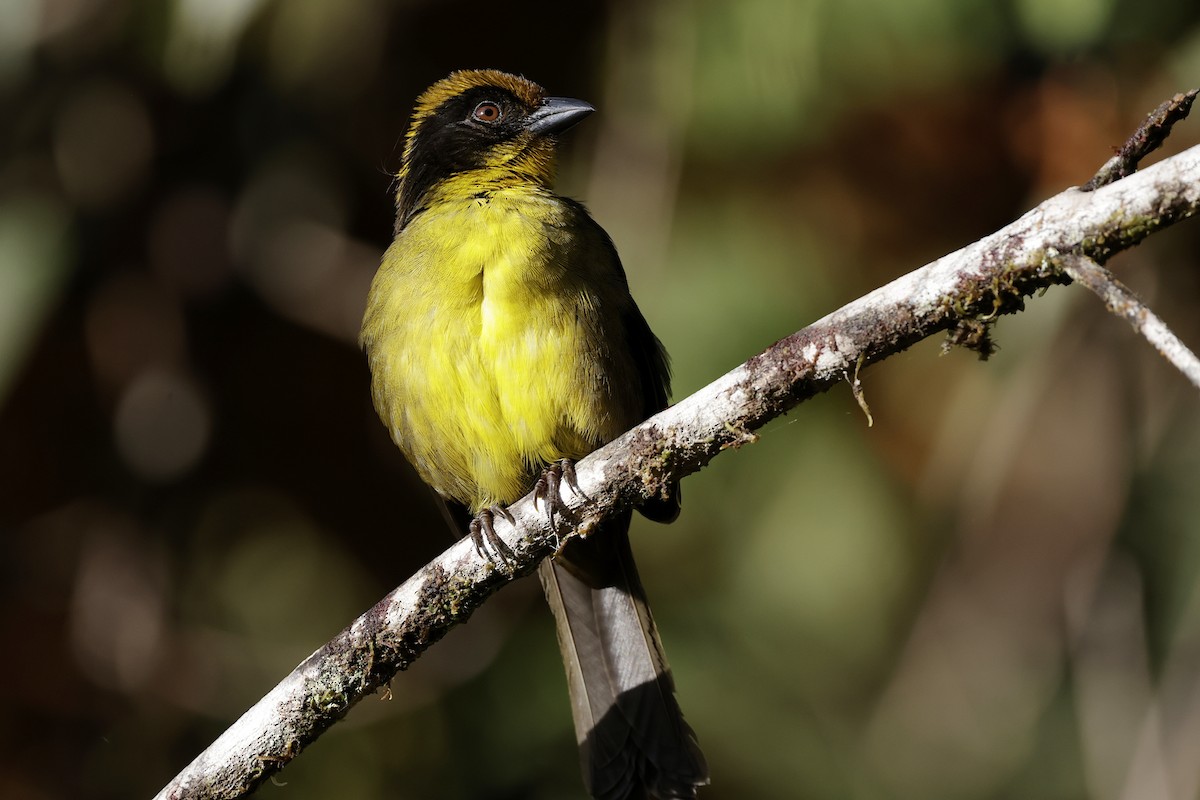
[526,96,595,135]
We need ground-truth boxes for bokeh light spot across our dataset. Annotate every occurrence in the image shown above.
[53,79,154,208]
[85,273,186,391]
[148,186,234,297]
[114,368,210,481]
[69,518,168,692]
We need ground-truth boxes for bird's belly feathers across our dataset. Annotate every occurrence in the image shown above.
[362,194,638,510]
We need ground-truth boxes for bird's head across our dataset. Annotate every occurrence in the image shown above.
[394,69,594,229]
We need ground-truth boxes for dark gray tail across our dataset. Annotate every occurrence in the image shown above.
[538,512,708,799]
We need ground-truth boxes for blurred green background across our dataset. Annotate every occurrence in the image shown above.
[3,0,1200,798]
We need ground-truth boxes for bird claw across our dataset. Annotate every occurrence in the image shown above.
[534,458,582,530]
[469,505,516,566]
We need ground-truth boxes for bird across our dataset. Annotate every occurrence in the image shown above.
[360,69,707,799]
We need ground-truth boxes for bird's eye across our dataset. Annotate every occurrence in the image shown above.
[472,102,503,123]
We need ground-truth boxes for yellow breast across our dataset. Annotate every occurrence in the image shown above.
[361,187,640,511]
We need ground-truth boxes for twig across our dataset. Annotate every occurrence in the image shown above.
[156,118,1200,800]
[848,355,873,427]
[1058,253,1200,390]
[1083,90,1198,191]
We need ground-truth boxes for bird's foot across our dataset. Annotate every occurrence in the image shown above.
[469,505,515,566]
[534,459,583,531]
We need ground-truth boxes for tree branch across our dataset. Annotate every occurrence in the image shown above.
[156,103,1200,800]
[1058,253,1200,390]
[1083,89,1198,191]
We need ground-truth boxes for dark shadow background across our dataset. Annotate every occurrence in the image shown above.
[3,1,1200,798]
